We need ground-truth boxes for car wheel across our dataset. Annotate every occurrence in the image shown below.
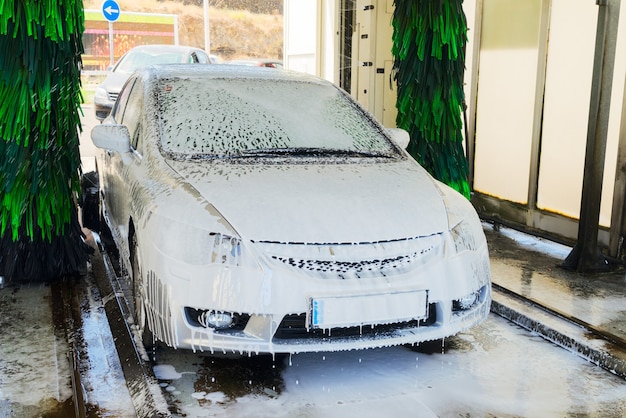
[130,233,156,361]
[80,171,100,232]
[98,206,116,254]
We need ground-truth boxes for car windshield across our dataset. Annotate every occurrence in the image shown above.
[115,51,189,74]
[157,77,400,159]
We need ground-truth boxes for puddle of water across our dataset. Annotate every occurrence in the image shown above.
[152,347,287,415]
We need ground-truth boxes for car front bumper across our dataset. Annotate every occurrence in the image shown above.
[140,236,492,355]
[176,285,491,355]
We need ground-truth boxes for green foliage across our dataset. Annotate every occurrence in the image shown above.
[0,0,85,242]
[392,0,470,199]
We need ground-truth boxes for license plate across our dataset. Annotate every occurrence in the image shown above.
[308,291,428,329]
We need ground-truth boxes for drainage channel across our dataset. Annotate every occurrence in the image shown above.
[50,270,145,417]
[493,283,626,348]
[50,278,87,417]
[89,247,171,417]
[491,283,626,378]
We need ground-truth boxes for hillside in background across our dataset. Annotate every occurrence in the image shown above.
[83,0,283,60]
[180,0,283,14]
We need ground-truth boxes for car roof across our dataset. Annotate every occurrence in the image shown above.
[137,63,331,86]
[124,44,206,55]
[225,59,282,64]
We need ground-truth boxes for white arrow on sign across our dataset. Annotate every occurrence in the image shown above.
[104,5,119,14]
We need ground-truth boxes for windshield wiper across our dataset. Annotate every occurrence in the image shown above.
[237,147,393,158]
[187,153,226,160]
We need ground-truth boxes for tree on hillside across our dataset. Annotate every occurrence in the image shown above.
[176,0,283,14]
[392,0,470,199]
[0,0,91,283]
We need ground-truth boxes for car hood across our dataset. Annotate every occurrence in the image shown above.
[100,71,131,94]
[165,159,449,243]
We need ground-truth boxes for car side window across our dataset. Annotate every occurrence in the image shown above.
[121,83,144,153]
[192,51,210,64]
[133,123,143,153]
[111,78,137,122]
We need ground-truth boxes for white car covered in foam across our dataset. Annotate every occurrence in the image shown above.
[89,64,491,355]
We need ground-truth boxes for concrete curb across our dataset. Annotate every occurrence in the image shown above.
[491,288,626,379]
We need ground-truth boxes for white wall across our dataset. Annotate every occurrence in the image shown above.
[536,0,597,220]
[283,0,318,75]
[472,0,544,204]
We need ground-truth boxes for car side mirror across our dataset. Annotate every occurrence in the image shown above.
[387,128,410,149]
[91,124,131,154]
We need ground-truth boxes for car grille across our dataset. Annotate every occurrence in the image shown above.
[255,234,443,279]
[273,303,437,341]
[271,253,419,277]
[108,92,119,101]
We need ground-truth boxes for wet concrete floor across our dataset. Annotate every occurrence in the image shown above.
[0,274,134,417]
[485,224,626,343]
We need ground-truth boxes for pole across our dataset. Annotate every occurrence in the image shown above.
[562,0,619,273]
[108,21,114,67]
[204,0,210,53]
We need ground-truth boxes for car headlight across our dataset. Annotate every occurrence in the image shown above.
[436,181,484,254]
[150,213,247,266]
[94,86,109,103]
[450,219,477,253]
[210,233,242,265]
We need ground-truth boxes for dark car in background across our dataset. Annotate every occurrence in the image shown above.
[94,44,211,120]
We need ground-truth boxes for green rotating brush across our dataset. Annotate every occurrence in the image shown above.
[0,0,90,282]
[392,0,471,199]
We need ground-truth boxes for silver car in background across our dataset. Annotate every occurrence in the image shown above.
[94,44,210,120]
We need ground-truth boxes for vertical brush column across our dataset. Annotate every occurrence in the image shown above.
[392,0,470,199]
[0,1,91,282]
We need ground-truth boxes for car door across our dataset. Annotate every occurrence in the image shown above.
[103,76,143,242]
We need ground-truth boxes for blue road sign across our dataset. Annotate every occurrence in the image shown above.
[102,0,121,22]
